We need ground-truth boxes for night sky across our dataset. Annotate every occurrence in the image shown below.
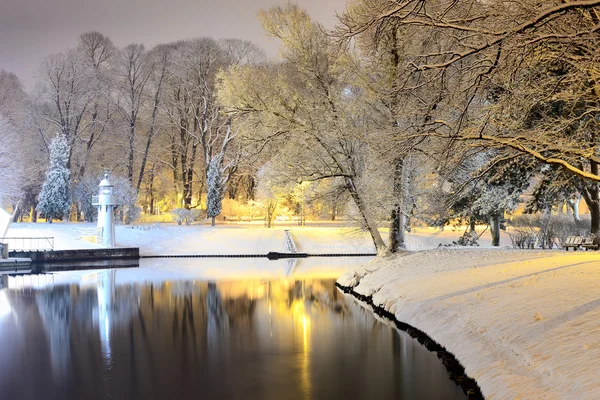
[0,0,348,88]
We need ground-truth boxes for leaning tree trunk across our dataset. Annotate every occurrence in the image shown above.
[567,195,582,223]
[345,177,386,253]
[11,203,21,223]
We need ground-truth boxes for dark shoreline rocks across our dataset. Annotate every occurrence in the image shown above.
[336,282,485,400]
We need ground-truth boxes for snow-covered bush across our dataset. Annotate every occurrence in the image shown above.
[547,215,590,247]
[452,231,480,247]
[171,208,202,225]
[37,134,71,222]
[508,214,590,249]
[111,176,141,224]
[73,176,99,222]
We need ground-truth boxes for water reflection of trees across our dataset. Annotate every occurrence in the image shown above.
[1,274,466,400]
[5,276,382,397]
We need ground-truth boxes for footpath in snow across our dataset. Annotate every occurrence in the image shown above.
[338,249,600,400]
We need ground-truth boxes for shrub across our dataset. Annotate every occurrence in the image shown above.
[507,214,590,249]
[171,208,202,225]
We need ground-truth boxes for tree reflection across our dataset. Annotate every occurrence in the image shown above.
[0,274,466,400]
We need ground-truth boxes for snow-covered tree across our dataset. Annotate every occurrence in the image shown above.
[439,151,531,246]
[207,153,224,226]
[35,49,96,171]
[111,175,141,224]
[37,134,71,222]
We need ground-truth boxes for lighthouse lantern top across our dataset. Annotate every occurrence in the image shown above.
[99,174,113,188]
[98,174,114,196]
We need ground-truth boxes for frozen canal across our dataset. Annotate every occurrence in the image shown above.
[0,261,465,400]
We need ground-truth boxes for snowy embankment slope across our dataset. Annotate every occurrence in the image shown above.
[338,249,600,400]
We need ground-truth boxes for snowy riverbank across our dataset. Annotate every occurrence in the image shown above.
[338,249,600,399]
[5,222,510,253]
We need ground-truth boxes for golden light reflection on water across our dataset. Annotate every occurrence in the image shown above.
[301,313,311,399]
[0,273,467,400]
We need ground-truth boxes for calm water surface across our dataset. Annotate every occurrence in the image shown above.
[0,268,465,400]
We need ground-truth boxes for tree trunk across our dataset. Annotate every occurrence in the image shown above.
[567,195,581,223]
[265,200,277,229]
[591,201,600,237]
[389,157,407,252]
[78,103,100,181]
[581,159,600,237]
[127,119,135,184]
[345,177,386,253]
[136,73,164,194]
[171,135,183,207]
[490,214,501,247]
[468,219,477,242]
[183,141,199,210]
[590,152,600,236]
[538,207,551,249]
[211,216,216,227]
[228,180,238,200]
[30,204,37,223]
[572,195,581,222]
[11,203,21,223]
[147,167,155,215]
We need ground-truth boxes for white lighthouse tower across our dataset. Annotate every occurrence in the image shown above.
[92,174,118,247]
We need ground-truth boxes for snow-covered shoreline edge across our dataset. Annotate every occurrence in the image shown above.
[336,280,484,400]
[337,248,600,400]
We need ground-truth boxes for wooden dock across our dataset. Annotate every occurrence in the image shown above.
[8,247,140,263]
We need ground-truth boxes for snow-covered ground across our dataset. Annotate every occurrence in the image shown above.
[338,249,600,400]
[5,222,509,254]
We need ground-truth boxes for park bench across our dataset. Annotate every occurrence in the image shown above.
[580,235,599,251]
[563,236,583,251]
[563,235,599,251]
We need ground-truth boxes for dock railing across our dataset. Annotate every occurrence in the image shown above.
[2,237,55,251]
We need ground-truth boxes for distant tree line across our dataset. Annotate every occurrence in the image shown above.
[1,0,599,253]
